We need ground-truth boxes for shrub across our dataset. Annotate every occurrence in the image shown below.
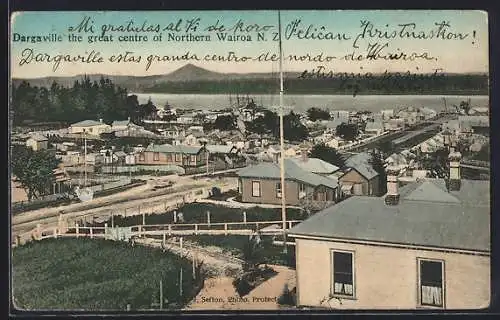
[277,284,295,306]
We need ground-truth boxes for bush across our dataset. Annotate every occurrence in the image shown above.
[211,187,222,197]
[277,284,295,306]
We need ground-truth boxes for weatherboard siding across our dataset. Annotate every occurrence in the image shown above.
[339,170,379,196]
[136,151,205,167]
[241,178,300,205]
[294,238,490,309]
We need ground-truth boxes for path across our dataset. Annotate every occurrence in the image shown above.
[184,265,296,310]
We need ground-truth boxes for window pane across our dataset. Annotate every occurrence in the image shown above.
[334,252,352,274]
[420,260,442,286]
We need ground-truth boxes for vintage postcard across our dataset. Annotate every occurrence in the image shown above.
[10,10,490,312]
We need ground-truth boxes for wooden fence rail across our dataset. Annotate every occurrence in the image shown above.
[12,219,303,247]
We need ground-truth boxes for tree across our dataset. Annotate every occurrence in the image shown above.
[214,114,236,131]
[369,149,387,196]
[309,143,346,168]
[306,107,331,122]
[11,145,61,201]
[336,122,359,141]
[282,111,309,142]
[459,100,471,115]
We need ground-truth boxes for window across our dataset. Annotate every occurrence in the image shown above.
[167,154,173,162]
[175,154,181,162]
[418,259,444,307]
[331,250,355,297]
[153,152,160,161]
[276,182,282,198]
[139,153,145,161]
[252,181,261,197]
[190,155,196,162]
[299,183,306,193]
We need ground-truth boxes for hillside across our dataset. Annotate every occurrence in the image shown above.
[12,64,488,95]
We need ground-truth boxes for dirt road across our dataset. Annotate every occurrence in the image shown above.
[12,176,237,236]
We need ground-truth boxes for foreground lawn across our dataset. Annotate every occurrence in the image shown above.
[92,204,306,227]
[12,238,201,311]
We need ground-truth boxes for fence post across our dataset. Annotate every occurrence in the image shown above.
[111,212,114,228]
[142,211,146,226]
[243,211,247,224]
[168,225,172,236]
[224,223,228,235]
[104,223,108,239]
[173,210,177,223]
[180,237,183,250]
[162,232,166,247]
[53,228,58,239]
[90,227,94,239]
[206,210,210,227]
[288,221,292,229]
[36,223,41,240]
[256,222,259,230]
[76,223,79,238]
[194,224,198,235]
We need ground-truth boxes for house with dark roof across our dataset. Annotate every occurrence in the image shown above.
[237,158,339,207]
[339,152,380,196]
[288,153,490,309]
[136,144,207,167]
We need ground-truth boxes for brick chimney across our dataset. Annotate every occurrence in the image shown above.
[301,147,308,162]
[448,150,462,191]
[385,166,401,205]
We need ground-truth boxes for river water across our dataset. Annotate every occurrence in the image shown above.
[133,93,489,113]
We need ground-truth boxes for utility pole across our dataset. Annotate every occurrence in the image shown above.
[160,279,163,310]
[278,10,287,254]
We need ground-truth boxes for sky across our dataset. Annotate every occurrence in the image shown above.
[10,10,489,78]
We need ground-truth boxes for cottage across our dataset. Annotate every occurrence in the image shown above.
[385,118,406,131]
[136,144,206,167]
[25,134,48,151]
[364,120,384,136]
[339,152,380,196]
[237,158,339,206]
[458,116,489,135]
[69,119,110,136]
[288,160,490,310]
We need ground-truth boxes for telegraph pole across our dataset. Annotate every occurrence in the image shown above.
[278,10,287,254]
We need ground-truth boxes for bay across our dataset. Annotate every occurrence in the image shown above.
[133,93,489,114]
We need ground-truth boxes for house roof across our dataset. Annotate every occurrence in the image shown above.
[28,134,48,141]
[365,121,384,131]
[146,144,203,154]
[206,145,235,154]
[458,116,489,128]
[114,151,127,157]
[71,120,105,127]
[289,178,490,252]
[238,159,338,190]
[345,152,379,180]
[289,157,340,174]
[112,120,130,127]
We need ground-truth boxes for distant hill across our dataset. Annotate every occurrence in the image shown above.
[11,63,301,91]
[11,63,488,95]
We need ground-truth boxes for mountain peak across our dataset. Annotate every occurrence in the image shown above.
[167,64,222,81]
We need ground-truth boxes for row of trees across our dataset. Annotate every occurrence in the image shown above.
[11,78,157,125]
[143,74,488,95]
[244,110,309,142]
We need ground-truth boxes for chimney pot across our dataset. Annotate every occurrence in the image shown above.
[385,166,401,205]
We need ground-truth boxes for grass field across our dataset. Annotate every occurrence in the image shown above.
[12,238,202,311]
[91,203,307,227]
